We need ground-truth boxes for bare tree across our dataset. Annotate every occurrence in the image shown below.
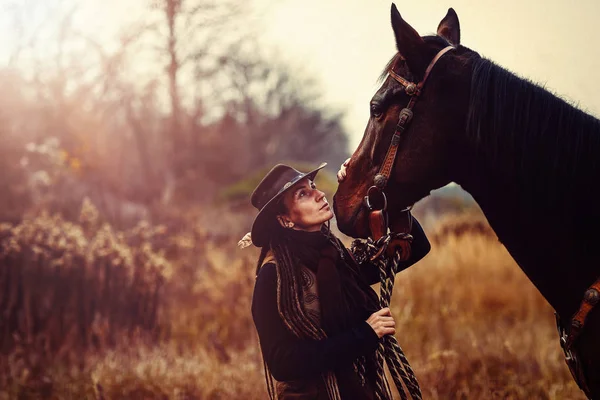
[142,0,247,183]
[196,43,350,187]
[0,0,350,215]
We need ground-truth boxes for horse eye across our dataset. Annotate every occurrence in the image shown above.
[370,103,383,118]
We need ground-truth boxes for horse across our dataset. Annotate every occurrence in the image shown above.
[333,4,600,398]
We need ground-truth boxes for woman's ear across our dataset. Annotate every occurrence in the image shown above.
[277,215,294,229]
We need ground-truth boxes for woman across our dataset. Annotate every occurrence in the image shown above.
[245,161,430,399]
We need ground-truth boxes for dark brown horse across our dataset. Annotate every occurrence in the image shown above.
[333,4,600,398]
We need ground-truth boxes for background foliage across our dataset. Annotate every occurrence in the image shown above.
[0,0,584,399]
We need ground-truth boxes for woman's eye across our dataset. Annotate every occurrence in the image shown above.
[299,191,305,198]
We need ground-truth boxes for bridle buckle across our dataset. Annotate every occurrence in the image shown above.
[365,186,387,211]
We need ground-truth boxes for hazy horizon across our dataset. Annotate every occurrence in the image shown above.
[3,0,599,150]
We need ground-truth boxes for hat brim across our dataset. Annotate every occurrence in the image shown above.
[251,162,327,247]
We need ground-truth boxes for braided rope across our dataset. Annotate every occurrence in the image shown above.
[352,234,423,400]
[382,253,422,397]
[374,341,394,399]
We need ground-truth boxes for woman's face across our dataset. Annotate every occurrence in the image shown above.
[278,178,334,232]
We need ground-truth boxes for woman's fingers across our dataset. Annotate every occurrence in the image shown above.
[337,158,351,182]
[376,317,395,327]
[367,307,396,338]
[377,307,391,316]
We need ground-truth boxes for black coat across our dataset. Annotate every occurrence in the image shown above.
[251,216,431,399]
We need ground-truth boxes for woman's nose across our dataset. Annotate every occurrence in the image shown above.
[316,190,326,202]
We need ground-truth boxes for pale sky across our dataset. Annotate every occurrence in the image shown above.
[2,0,600,151]
[258,0,600,149]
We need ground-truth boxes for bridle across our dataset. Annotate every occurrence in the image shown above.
[364,45,455,236]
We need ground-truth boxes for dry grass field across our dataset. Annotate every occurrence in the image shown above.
[0,207,587,400]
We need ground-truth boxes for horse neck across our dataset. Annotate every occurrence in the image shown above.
[452,59,600,317]
[456,157,599,318]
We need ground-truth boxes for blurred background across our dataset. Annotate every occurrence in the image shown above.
[0,0,597,398]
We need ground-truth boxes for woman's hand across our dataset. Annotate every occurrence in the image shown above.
[337,158,351,182]
[366,307,396,338]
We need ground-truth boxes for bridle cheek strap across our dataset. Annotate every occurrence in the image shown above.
[374,45,455,189]
[365,45,454,240]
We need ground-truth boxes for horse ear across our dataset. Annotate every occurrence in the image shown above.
[437,8,460,46]
[390,4,428,77]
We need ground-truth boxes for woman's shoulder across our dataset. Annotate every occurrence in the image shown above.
[262,251,276,267]
[255,254,277,291]
[252,260,277,315]
[256,261,276,281]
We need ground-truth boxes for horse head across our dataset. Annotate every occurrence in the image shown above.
[334,5,476,238]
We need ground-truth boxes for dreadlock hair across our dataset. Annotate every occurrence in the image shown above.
[255,201,342,400]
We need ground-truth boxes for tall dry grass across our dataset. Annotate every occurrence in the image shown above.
[390,217,583,399]
[0,210,587,399]
[0,200,171,399]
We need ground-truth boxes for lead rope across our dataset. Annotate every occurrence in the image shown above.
[352,233,423,400]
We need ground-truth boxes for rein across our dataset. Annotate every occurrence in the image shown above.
[351,232,420,400]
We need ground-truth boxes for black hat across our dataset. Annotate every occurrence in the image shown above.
[250,162,327,247]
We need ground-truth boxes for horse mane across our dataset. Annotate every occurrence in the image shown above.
[466,57,600,207]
